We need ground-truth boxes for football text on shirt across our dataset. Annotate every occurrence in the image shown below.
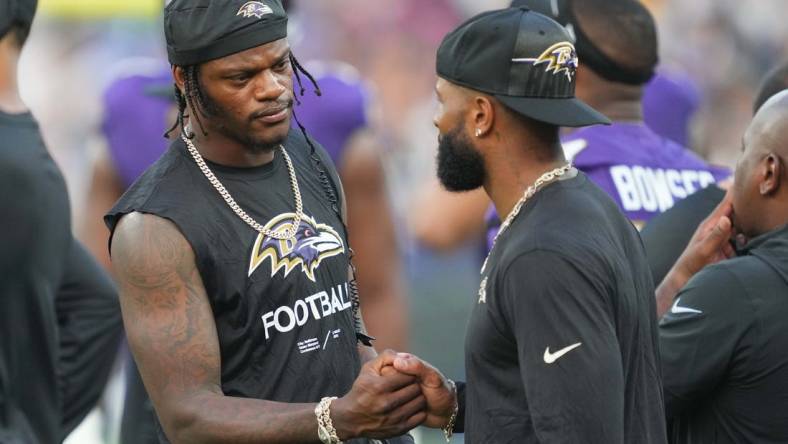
[261,282,352,340]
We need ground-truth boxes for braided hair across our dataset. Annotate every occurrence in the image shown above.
[166,65,208,139]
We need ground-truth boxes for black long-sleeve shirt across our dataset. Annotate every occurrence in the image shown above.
[462,173,667,443]
[660,225,788,443]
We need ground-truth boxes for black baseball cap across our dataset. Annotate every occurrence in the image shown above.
[0,0,37,40]
[437,7,609,127]
[165,0,288,66]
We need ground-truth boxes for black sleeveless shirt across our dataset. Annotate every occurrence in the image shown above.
[106,129,365,442]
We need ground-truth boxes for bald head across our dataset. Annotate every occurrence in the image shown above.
[732,90,788,237]
[748,90,788,158]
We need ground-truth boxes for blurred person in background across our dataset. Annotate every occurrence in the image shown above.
[654,90,788,443]
[412,0,728,253]
[0,0,122,442]
[642,59,788,284]
[80,0,408,441]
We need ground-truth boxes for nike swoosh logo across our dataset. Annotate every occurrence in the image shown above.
[544,342,582,364]
[671,298,702,315]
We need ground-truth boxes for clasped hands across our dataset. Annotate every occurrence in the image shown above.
[329,350,456,441]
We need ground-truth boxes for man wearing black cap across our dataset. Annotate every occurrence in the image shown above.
[106,1,419,443]
[1,0,122,442]
[384,7,667,443]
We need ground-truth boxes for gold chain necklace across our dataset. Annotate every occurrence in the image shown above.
[181,134,305,240]
[481,163,574,274]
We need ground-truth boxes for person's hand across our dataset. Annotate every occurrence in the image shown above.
[673,190,737,280]
[656,190,739,317]
[378,352,457,429]
[331,350,426,440]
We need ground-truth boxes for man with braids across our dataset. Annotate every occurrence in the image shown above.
[84,3,408,442]
[106,1,420,443]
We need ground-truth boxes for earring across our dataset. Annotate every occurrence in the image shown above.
[475,128,482,137]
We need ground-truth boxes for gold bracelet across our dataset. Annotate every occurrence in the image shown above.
[315,397,342,444]
[442,379,458,442]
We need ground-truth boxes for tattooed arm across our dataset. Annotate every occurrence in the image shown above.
[111,212,426,444]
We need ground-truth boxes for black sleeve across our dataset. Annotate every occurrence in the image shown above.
[500,251,625,443]
[659,263,752,418]
[56,240,123,438]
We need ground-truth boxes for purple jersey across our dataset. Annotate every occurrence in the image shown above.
[102,65,174,188]
[567,123,730,222]
[485,123,730,251]
[103,61,370,187]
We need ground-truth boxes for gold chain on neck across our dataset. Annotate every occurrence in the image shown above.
[181,134,305,240]
[481,163,574,274]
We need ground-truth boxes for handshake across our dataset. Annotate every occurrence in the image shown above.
[323,350,459,441]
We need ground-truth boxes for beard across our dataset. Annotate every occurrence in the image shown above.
[198,88,292,154]
[436,123,486,192]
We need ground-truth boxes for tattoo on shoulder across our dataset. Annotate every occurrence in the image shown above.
[113,213,193,288]
[111,213,218,395]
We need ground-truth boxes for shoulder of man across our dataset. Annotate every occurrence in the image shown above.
[494,248,590,295]
[490,248,616,334]
[104,140,189,234]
